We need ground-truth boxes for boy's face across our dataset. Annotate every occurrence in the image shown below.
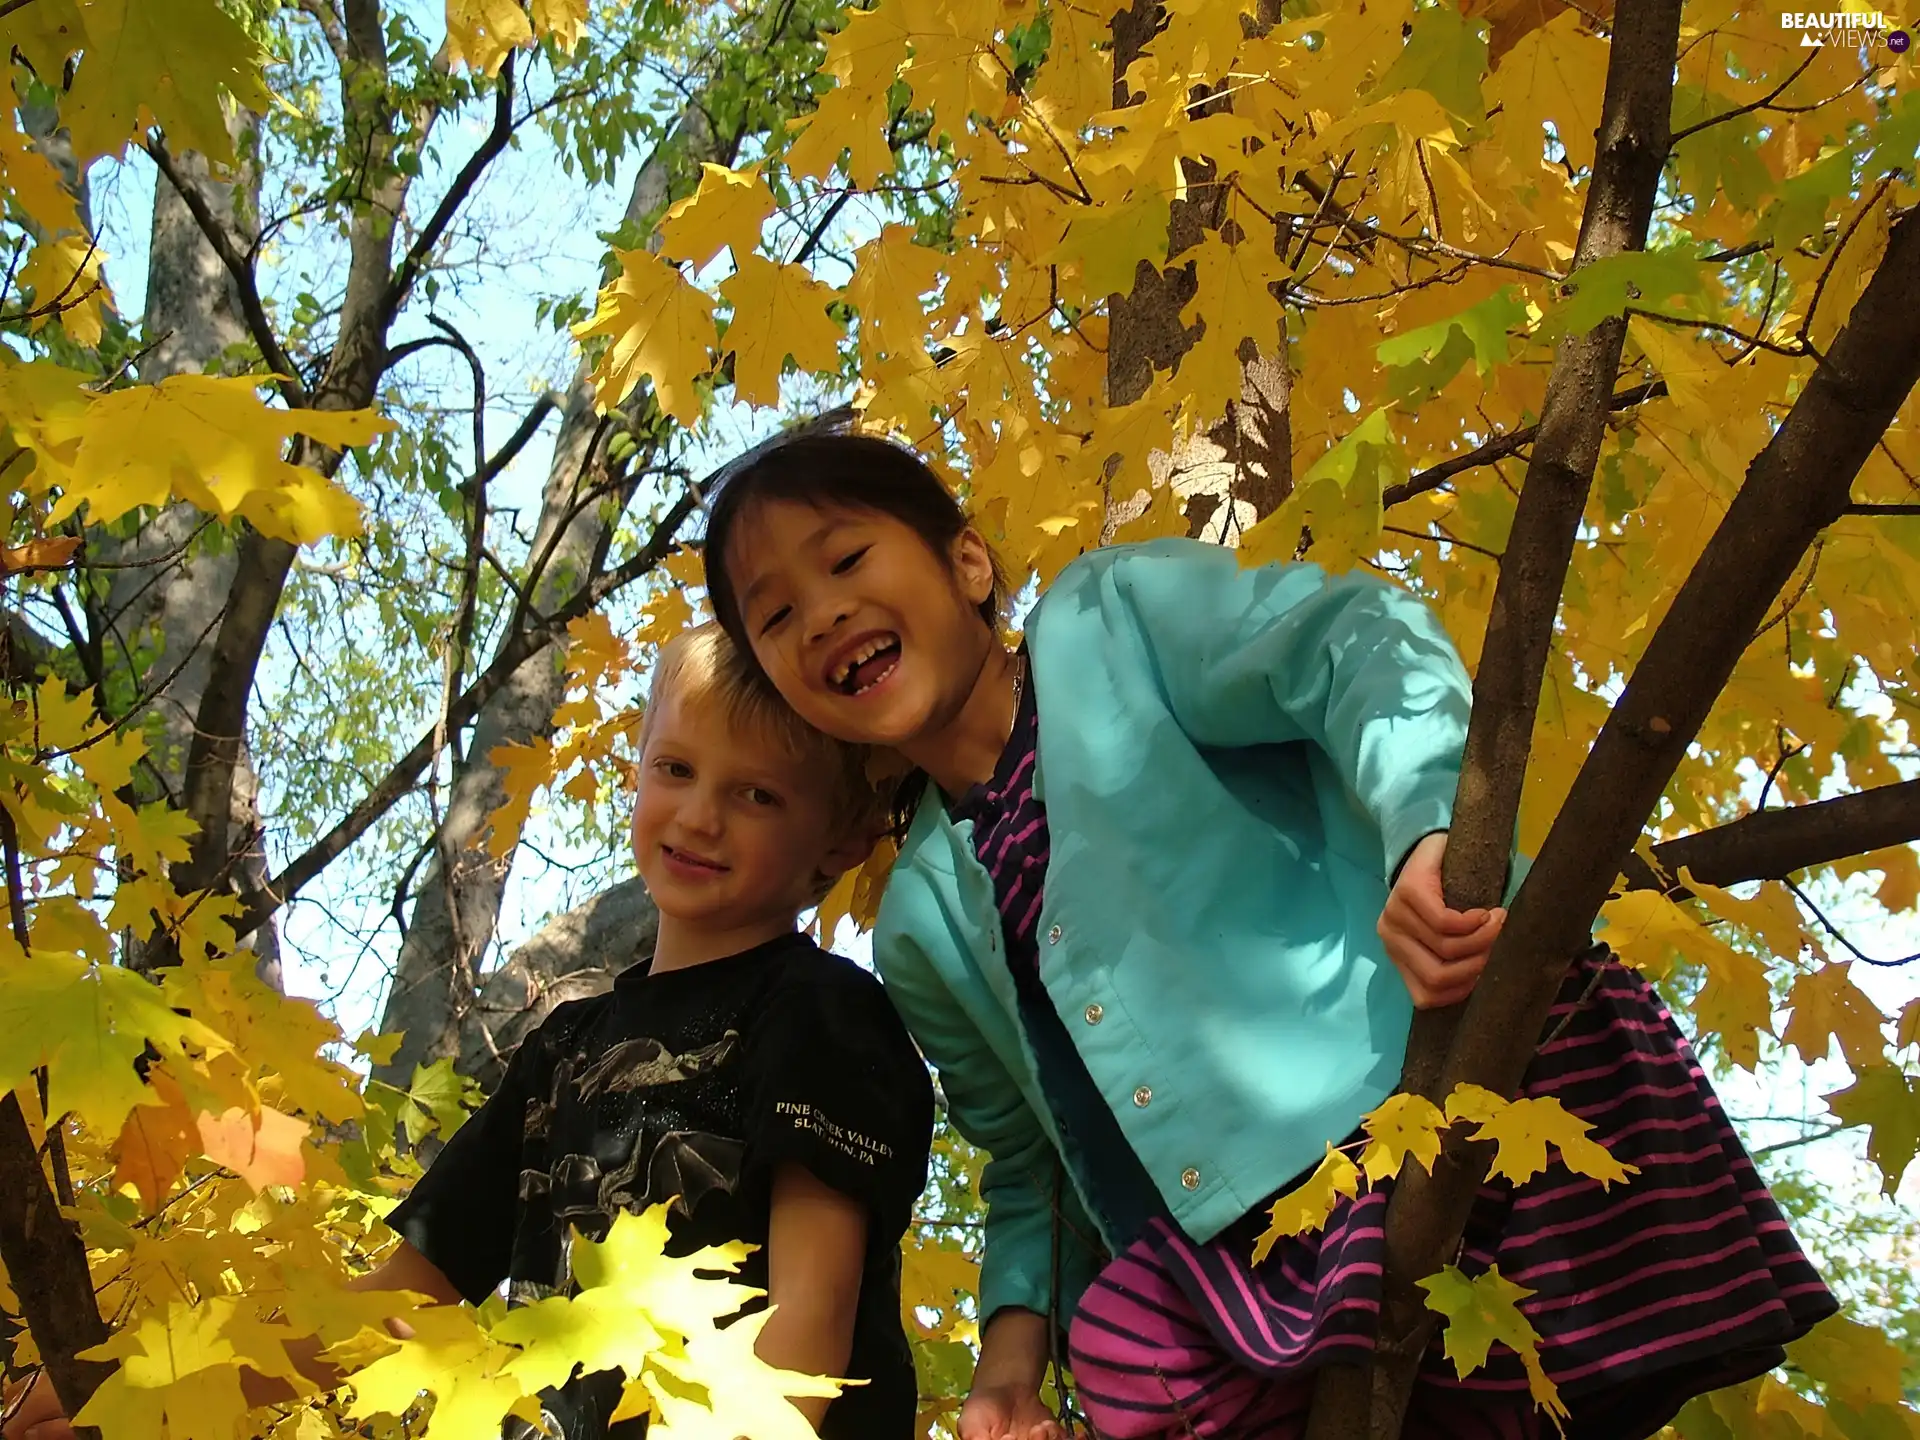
[630,686,855,933]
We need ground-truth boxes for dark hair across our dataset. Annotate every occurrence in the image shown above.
[702,424,1008,657]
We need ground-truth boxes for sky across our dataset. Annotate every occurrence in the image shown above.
[78,2,1919,1284]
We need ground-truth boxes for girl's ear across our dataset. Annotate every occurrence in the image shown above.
[950,527,996,608]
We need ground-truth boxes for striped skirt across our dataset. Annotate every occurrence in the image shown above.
[1065,949,1836,1440]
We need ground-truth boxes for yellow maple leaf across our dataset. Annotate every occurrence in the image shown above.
[1824,1064,1920,1197]
[446,0,532,74]
[649,1308,844,1440]
[1600,889,1773,1068]
[0,947,229,1134]
[1468,1095,1638,1188]
[1418,1264,1568,1429]
[61,0,275,164]
[573,249,717,422]
[0,102,78,236]
[530,0,588,52]
[1787,1312,1910,1411]
[1358,1092,1447,1185]
[345,1302,540,1440]
[658,163,778,270]
[899,1233,980,1331]
[1251,1143,1360,1261]
[484,736,555,857]
[718,254,846,407]
[9,367,381,544]
[846,226,945,352]
[1782,961,1887,1072]
[1177,226,1291,418]
[1898,997,1920,1052]
[1443,1081,1507,1127]
[17,233,112,353]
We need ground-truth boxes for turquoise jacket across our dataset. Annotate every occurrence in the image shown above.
[872,538,1487,1324]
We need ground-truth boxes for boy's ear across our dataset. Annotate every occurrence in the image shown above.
[951,527,996,608]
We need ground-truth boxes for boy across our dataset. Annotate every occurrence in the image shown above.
[4,623,935,1440]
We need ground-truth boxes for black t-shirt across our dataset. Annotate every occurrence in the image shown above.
[389,932,935,1440]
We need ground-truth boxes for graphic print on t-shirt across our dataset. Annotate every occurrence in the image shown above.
[513,1026,747,1308]
[387,933,937,1440]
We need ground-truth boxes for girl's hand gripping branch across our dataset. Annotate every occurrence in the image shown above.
[1378,832,1506,1009]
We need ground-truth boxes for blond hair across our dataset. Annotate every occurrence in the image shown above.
[640,622,884,847]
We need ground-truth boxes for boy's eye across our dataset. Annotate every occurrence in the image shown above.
[745,786,782,807]
[758,604,792,636]
[831,546,870,575]
[654,758,692,779]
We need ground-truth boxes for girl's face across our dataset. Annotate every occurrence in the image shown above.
[725,499,998,748]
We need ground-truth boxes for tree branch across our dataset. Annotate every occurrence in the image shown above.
[142,135,307,408]
[1311,2,1687,1433]
[1621,778,1920,895]
[431,314,488,756]
[234,486,701,935]
[1668,50,1818,143]
[480,391,563,486]
[376,55,515,336]
[1382,382,1666,509]
[1373,195,1920,1440]
[0,808,112,1434]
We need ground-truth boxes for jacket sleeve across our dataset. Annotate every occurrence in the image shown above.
[1085,540,1475,881]
[874,918,1103,1325]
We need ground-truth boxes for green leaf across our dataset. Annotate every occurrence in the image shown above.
[1374,6,1488,129]
[1824,1064,1920,1196]
[1670,85,1773,217]
[1052,190,1173,302]
[1299,407,1399,494]
[1539,248,1711,340]
[1377,287,1528,400]
[398,1058,479,1143]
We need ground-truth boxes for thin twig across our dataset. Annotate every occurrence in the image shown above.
[1669,52,1819,143]
[1785,878,1920,966]
[143,136,307,409]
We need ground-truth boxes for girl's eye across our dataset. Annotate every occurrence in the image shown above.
[745,786,782,807]
[758,604,792,636]
[831,546,870,575]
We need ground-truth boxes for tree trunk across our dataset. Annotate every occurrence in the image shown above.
[1102,0,1294,546]
[1305,3,1688,1429]
[92,116,285,986]
[1360,199,1920,1440]
[371,105,727,1088]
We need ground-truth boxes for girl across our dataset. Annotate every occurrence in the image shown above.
[700,429,1835,1440]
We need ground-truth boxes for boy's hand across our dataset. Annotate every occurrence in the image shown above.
[3,1374,77,1440]
[1379,832,1504,1009]
[958,1383,1061,1440]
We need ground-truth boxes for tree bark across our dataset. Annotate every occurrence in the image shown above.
[0,1096,111,1438]
[371,101,731,1089]
[1623,778,1920,896]
[1102,0,1294,546]
[1303,4,1687,1431]
[1367,199,1920,1439]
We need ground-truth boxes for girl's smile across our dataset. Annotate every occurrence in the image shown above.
[824,629,902,695]
[727,499,1006,778]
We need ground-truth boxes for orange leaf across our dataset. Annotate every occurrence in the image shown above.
[114,1071,195,1211]
[195,1105,308,1191]
[0,536,81,573]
